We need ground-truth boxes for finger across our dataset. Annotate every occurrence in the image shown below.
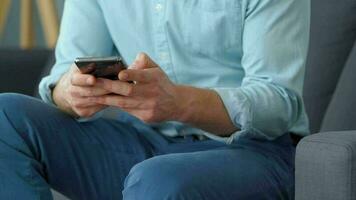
[131,52,158,70]
[90,95,144,109]
[96,78,135,96]
[119,69,154,83]
[71,72,96,86]
[74,105,107,118]
[71,86,111,97]
[71,96,101,108]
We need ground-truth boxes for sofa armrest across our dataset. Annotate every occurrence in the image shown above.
[295,131,356,200]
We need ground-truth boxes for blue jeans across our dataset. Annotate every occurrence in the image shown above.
[0,93,295,200]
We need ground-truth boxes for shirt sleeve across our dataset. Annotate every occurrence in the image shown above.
[39,0,115,105]
[213,0,310,141]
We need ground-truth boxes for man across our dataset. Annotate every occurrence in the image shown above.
[0,0,310,199]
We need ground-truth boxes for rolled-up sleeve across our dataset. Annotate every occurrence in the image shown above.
[213,0,310,141]
[39,0,114,105]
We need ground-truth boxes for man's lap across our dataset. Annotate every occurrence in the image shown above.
[0,93,295,200]
[124,141,294,200]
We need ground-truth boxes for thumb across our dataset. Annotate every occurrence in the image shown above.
[131,52,158,70]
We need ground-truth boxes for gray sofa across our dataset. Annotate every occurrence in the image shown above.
[0,0,355,199]
[295,0,356,199]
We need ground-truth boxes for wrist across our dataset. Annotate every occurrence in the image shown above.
[172,85,237,136]
[172,85,189,122]
[52,75,77,116]
[52,74,66,106]
[52,84,64,107]
[172,85,212,124]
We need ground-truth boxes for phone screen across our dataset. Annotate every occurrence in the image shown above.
[75,56,128,80]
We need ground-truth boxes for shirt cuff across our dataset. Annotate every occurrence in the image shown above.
[39,72,65,105]
[212,88,256,144]
[213,88,252,129]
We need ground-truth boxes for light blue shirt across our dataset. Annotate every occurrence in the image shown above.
[39,0,310,144]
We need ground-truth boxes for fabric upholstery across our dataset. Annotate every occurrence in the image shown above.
[303,0,356,133]
[0,49,51,96]
[322,43,356,131]
[295,131,356,200]
[33,53,55,97]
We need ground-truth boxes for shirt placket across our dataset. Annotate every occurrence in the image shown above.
[153,0,177,82]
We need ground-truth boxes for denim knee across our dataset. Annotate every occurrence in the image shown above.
[123,155,201,200]
[0,93,43,132]
[0,93,37,112]
[0,94,36,154]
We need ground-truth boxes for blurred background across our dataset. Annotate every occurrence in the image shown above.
[0,0,64,48]
[0,0,65,97]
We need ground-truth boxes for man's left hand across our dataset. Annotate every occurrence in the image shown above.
[90,53,182,123]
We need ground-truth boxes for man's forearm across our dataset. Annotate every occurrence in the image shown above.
[175,86,238,137]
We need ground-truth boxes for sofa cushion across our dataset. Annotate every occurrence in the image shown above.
[303,0,356,133]
[321,42,356,132]
[33,53,56,97]
[0,49,51,96]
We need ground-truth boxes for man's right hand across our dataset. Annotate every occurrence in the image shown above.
[53,64,110,118]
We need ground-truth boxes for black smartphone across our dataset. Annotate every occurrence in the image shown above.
[75,56,128,80]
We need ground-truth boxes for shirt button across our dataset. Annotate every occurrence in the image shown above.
[155,4,163,12]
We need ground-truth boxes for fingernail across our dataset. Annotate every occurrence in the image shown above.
[136,53,145,61]
[129,61,137,69]
[87,78,93,84]
[128,64,136,69]
[121,72,128,80]
[135,53,141,60]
